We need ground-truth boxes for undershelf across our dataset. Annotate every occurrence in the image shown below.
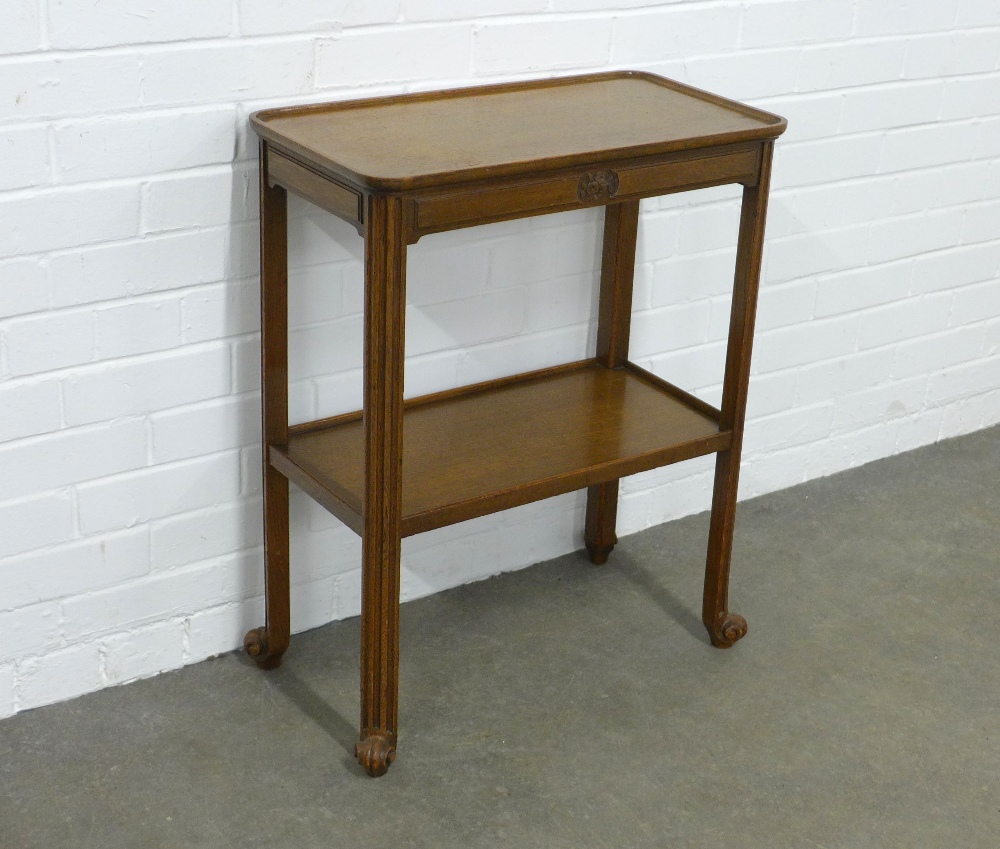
[269,359,729,537]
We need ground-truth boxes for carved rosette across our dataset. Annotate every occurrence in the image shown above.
[577,170,619,203]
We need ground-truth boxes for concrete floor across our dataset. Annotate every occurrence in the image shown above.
[1,426,999,848]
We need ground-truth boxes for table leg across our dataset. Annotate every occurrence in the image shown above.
[585,199,640,564]
[355,194,407,777]
[245,142,291,670]
[703,142,774,648]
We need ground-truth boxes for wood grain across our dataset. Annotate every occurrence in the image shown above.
[585,200,640,565]
[251,71,786,191]
[279,361,728,538]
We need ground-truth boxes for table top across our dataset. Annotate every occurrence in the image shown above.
[251,71,786,192]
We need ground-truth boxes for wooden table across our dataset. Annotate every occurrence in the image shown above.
[247,71,786,776]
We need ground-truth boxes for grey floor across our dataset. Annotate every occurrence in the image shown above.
[2,426,999,848]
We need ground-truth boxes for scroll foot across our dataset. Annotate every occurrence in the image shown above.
[585,542,615,565]
[243,627,283,670]
[706,613,748,649]
[355,734,397,777]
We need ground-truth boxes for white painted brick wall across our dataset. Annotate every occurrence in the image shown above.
[1,2,998,717]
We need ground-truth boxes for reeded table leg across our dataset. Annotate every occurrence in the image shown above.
[703,142,775,648]
[585,199,640,565]
[246,141,291,670]
[355,194,407,777]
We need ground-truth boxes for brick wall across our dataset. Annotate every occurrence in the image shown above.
[1,1,998,717]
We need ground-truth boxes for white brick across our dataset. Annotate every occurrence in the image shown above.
[858,292,952,349]
[839,81,944,134]
[742,0,853,49]
[142,167,256,234]
[795,349,895,408]
[316,25,471,88]
[288,263,347,328]
[754,314,860,372]
[975,117,1000,160]
[892,327,985,380]
[951,279,1000,327]
[776,135,883,189]
[676,201,741,255]
[0,378,61,442]
[956,0,1000,27]
[140,41,315,108]
[755,92,843,144]
[151,499,262,570]
[797,40,907,92]
[646,341,727,392]
[408,243,489,306]
[612,6,739,64]
[0,185,140,256]
[630,302,711,358]
[0,258,48,318]
[913,244,1000,294]
[940,74,1000,122]
[744,402,835,452]
[49,0,232,49]
[101,619,185,685]
[77,452,241,534]
[962,199,1000,245]
[651,248,736,307]
[856,0,956,36]
[867,208,964,265]
[0,664,13,719]
[48,230,228,307]
[150,395,259,463]
[405,289,526,356]
[756,279,816,331]
[686,49,799,102]
[289,316,362,380]
[0,2,41,55]
[3,309,94,376]
[0,492,74,560]
[0,603,62,665]
[95,297,182,359]
[813,261,912,317]
[928,356,1000,404]
[240,0,399,34]
[62,562,229,640]
[455,324,590,386]
[405,0,543,20]
[0,529,149,611]
[0,419,146,501]
[62,345,231,426]
[903,32,1000,79]
[879,123,977,173]
[182,280,260,343]
[474,19,611,74]
[185,601,259,662]
[525,273,597,332]
[17,644,104,711]
[764,225,869,285]
[0,126,50,192]
[55,108,237,183]
[489,217,602,287]
[0,54,141,120]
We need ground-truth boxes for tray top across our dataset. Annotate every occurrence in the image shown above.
[251,71,786,191]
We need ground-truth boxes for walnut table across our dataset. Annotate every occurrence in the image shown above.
[247,71,786,776]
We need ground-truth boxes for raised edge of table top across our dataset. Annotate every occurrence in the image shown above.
[251,71,786,192]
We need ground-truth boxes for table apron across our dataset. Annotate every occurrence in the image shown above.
[409,144,761,239]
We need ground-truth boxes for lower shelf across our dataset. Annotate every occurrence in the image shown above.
[270,359,729,537]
